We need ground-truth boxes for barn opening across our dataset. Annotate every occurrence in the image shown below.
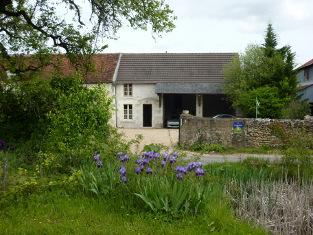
[163,94,196,127]
[202,94,234,117]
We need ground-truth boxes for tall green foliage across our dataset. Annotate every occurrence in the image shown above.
[0,74,114,171]
[224,24,298,118]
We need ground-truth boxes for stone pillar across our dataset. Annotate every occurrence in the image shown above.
[196,94,203,117]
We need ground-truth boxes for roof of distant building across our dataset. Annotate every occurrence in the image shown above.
[116,53,237,84]
[41,54,119,84]
[298,58,313,70]
[1,54,119,84]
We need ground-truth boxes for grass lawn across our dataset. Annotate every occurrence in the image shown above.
[0,188,266,235]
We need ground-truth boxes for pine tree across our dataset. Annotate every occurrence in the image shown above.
[263,24,278,57]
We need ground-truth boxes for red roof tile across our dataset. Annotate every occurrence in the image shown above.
[41,54,119,83]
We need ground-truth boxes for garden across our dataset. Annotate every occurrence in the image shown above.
[1,75,313,235]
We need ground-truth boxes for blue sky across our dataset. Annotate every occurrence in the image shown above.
[104,0,313,66]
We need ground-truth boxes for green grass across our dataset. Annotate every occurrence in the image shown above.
[0,190,266,235]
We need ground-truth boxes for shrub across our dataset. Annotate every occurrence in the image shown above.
[281,99,311,119]
[236,86,286,118]
[190,142,226,153]
[143,143,166,153]
[0,77,56,142]
[42,76,113,169]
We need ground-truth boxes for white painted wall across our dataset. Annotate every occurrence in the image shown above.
[116,84,163,128]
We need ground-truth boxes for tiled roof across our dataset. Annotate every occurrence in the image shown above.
[298,58,313,70]
[116,53,237,84]
[40,54,119,83]
[0,54,119,83]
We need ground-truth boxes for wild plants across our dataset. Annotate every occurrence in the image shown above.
[227,180,313,235]
[80,150,211,216]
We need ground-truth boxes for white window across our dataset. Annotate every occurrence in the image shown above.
[124,104,133,119]
[124,84,133,96]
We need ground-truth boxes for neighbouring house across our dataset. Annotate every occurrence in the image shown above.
[114,53,237,128]
[297,58,313,114]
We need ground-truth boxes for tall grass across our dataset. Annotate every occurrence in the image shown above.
[227,180,313,234]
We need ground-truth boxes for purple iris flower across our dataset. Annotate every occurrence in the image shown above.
[176,166,187,174]
[135,166,143,174]
[163,152,169,161]
[96,160,103,168]
[187,162,203,171]
[146,167,153,174]
[161,160,167,168]
[153,152,160,159]
[118,154,129,162]
[142,158,150,166]
[0,139,5,151]
[120,175,127,183]
[93,153,101,161]
[176,173,184,181]
[169,156,177,164]
[136,158,143,165]
[195,167,205,176]
[119,166,127,176]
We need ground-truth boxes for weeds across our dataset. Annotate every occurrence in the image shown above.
[227,180,313,235]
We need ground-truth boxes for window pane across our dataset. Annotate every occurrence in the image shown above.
[129,84,132,96]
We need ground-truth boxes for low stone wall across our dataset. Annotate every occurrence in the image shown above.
[179,114,313,147]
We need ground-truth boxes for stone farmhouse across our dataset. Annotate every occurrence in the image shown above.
[110,53,237,128]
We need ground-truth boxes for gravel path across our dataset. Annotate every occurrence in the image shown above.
[182,152,282,164]
[118,128,179,151]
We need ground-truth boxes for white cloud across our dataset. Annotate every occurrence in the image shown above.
[104,0,313,65]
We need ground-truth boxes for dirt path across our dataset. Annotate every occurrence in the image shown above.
[118,128,179,151]
[182,151,282,164]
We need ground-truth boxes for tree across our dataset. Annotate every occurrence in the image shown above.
[224,24,298,118]
[0,0,175,75]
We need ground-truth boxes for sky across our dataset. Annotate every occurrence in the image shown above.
[104,0,313,66]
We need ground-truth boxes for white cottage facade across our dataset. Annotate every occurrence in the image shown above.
[108,53,237,128]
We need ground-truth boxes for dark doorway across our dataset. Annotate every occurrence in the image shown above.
[203,94,234,117]
[143,104,152,127]
[163,94,196,127]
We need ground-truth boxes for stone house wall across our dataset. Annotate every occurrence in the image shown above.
[179,114,313,147]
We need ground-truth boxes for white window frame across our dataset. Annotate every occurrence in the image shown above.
[123,104,133,120]
[123,84,133,96]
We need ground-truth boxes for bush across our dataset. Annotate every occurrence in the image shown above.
[281,99,311,119]
[190,143,226,153]
[236,86,286,118]
[42,76,113,170]
[1,73,116,172]
[0,76,56,142]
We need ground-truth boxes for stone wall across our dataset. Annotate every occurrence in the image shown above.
[179,114,313,147]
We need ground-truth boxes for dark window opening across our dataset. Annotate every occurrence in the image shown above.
[143,104,152,127]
